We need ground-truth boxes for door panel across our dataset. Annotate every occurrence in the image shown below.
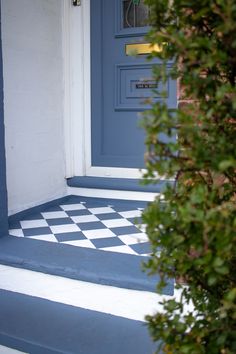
[91,0,176,169]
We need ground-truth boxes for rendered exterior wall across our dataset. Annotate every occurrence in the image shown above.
[1,0,66,215]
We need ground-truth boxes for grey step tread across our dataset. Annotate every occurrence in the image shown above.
[67,176,173,193]
[0,290,156,354]
[0,235,173,295]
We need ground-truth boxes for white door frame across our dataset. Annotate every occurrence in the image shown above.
[63,0,146,179]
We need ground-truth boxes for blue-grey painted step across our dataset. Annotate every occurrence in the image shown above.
[0,290,156,354]
[67,176,173,193]
[0,236,173,295]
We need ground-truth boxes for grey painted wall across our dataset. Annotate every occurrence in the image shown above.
[1,0,67,215]
[0,2,8,237]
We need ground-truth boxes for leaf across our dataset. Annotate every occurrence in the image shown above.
[208,274,218,286]
[225,288,236,302]
[219,160,236,171]
[213,257,224,268]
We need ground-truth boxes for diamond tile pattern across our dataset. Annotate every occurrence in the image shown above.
[9,198,150,256]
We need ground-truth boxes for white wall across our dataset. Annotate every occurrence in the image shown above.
[1,0,67,214]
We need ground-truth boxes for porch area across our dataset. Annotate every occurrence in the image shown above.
[0,0,176,352]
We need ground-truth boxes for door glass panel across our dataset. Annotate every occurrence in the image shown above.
[123,0,149,28]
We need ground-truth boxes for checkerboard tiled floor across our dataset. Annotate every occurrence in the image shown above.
[9,198,150,257]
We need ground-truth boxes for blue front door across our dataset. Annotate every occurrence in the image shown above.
[91,0,176,169]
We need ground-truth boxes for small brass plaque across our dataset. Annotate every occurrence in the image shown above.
[125,43,163,56]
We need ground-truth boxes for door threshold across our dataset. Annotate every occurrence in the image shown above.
[66,176,174,201]
[67,176,172,192]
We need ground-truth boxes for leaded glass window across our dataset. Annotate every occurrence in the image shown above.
[123,0,149,28]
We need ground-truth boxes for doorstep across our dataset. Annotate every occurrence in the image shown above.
[67,176,173,193]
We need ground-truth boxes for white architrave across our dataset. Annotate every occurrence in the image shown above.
[62,0,87,178]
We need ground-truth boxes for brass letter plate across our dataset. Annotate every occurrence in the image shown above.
[125,43,163,56]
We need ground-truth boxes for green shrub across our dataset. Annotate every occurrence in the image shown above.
[142,1,236,353]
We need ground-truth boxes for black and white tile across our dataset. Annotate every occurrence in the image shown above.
[9,199,150,256]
